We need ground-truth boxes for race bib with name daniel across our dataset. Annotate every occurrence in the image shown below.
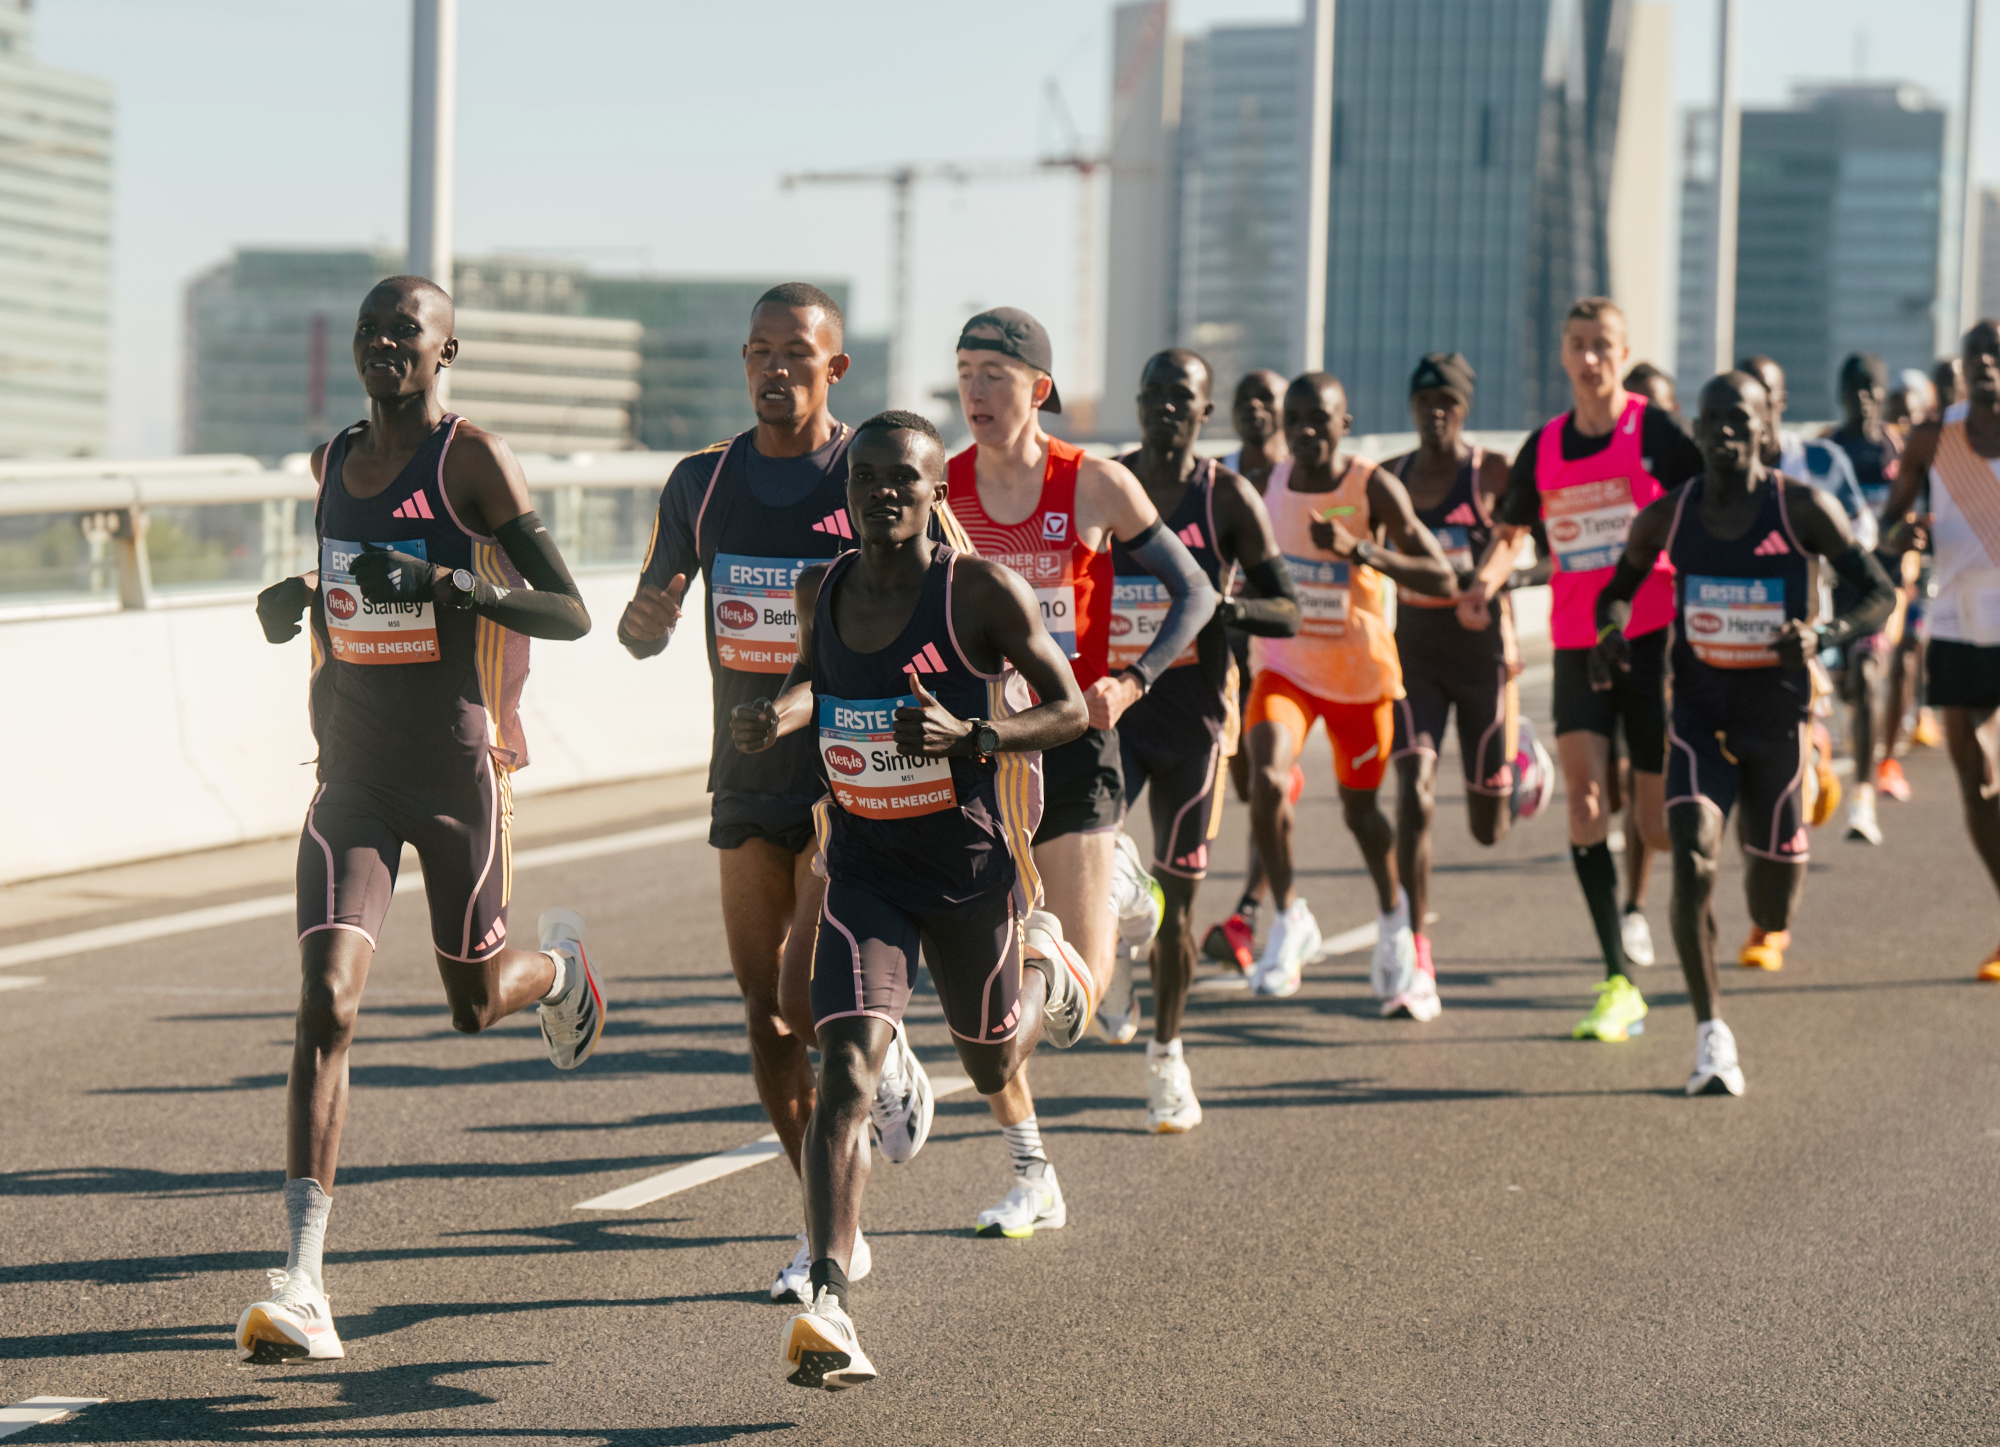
[1286,553,1351,639]
[1545,478,1637,574]
[1683,575,1786,667]
[988,549,1077,658]
[819,695,957,819]
[1108,575,1198,672]
[320,537,438,665]
[712,553,815,673]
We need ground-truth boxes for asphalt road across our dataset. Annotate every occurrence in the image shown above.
[5,688,2000,1445]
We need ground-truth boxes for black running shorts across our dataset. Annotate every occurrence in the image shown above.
[297,762,512,963]
[1552,629,1668,773]
[1032,726,1124,845]
[1391,618,1514,794]
[710,789,820,855]
[1926,638,2000,710]
[1120,732,1224,879]
[1666,681,1811,862]
[814,879,1023,1044]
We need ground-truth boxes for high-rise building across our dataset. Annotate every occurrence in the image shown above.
[1976,189,2000,324]
[0,2,112,457]
[1103,2,1181,410]
[1682,84,1946,420]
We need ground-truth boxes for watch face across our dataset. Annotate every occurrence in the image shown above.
[452,569,474,592]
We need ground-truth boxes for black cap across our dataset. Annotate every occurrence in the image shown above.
[1410,351,1474,407]
[957,307,1062,413]
[1840,352,1888,391]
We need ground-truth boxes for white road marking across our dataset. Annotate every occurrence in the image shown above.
[0,975,44,992]
[0,1399,106,1438]
[575,1075,978,1211]
[0,817,710,972]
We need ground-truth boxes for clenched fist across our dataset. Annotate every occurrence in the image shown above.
[620,573,687,648]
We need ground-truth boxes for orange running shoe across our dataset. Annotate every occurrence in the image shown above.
[1913,708,1943,749]
[1876,757,1912,803]
[1977,946,2000,982]
[1807,724,1841,827]
[1739,928,1789,971]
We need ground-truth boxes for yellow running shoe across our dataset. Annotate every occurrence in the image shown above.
[1572,975,1647,1041]
[1739,928,1788,971]
[1807,724,1840,828]
[1913,708,1943,749]
[1977,945,2000,982]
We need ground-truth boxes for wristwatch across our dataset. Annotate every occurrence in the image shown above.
[444,567,477,610]
[1352,540,1376,569]
[965,718,1000,759]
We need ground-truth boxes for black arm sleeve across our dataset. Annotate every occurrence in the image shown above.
[472,511,591,641]
[1218,555,1301,637]
[1819,544,1896,652]
[1593,554,1650,638]
[1497,436,1543,527]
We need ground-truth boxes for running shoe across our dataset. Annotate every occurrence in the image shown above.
[237,1268,342,1362]
[868,1021,933,1164]
[1978,945,2000,982]
[1024,910,1092,1048]
[1621,908,1656,968]
[1112,831,1165,952]
[537,908,604,1071]
[1512,717,1556,821]
[771,1231,872,1304]
[783,1287,877,1391]
[1739,927,1788,972]
[1572,975,1647,1042]
[1370,888,1417,1001]
[1807,724,1841,828]
[1687,1018,1745,1097]
[1381,934,1442,1021]
[1145,1040,1202,1132]
[1202,913,1257,973]
[1913,707,1943,748]
[1876,757,1912,803]
[1093,947,1141,1045]
[974,1162,1066,1238]
[1250,897,1321,997]
[1288,762,1306,805]
[1845,793,1883,845]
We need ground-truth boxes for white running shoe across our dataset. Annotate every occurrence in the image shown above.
[236,1268,342,1362]
[1250,897,1321,997]
[1513,717,1555,820]
[1024,910,1092,1048]
[1111,831,1165,952]
[1687,1019,1746,1097]
[868,1021,933,1164]
[974,1162,1066,1238]
[1145,1039,1202,1132]
[1093,945,1141,1045]
[1621,909,1656,968]
[770,1230,871,1303]
[1370,889,1417,1001]
[537,908,605,1071]
[1381,940,1442,1021]
[783,1286,877,1391]
[1846,793,1883,845]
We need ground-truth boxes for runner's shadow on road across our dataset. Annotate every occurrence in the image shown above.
[465,1101,771,1134]
[91,1046,754,1096]
[1203,1078,1682,1108]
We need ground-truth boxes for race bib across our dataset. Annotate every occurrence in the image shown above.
[1108,575,1198,672]
[1545,477,1637,574]
[1286,553,1351,639]
[1683,575,1786,667]
[819,695,957,819]
[711,553,815,673]
[319,538,438,665]
[990,549,1078,658]
[1401,524,1474,605]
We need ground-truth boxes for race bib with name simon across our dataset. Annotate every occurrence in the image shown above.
[320,537,438,665]
[1683,575,1786,667]
[1108,575,1198,672]
[1545,478,1637,574]
[712,553,816,673]
[819,695,958,819]
[1286,553,1352,639]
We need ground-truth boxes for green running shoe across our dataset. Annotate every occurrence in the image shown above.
[1572,974,1647,1042]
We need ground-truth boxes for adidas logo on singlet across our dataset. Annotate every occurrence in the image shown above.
[811,510,853,540]
[1177,522,1204,549]
[1751,531,1791,557]
[1442,502,1480,526]
[389,492,435,521]
[904,641,948,675]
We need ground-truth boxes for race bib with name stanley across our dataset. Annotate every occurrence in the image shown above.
[819,695,958,819]
[320,538,438,665]
[712,553,816,673]
[1545,477,1638,574]
[1682,575,1786,667]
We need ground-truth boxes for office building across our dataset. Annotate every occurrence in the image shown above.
[0,1,113,457]
[1978,188,2000,323]
[1104,2,1181,408]
[1682,83,1946,420]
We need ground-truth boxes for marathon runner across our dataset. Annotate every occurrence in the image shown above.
[1112,348,1298,1128]
[949,308,1215,1231]
[1384,354,1554,1008]
[1592,371,1892,1095]
[617,284,933,1302]
[1465,297,1704,1044]
[1624,361,1685,429]
[1875,321,2000,979]
[239,276,599,1362]
[1825,353,1907,841]
[1245,371,1456,1006]
[731,410,1091,1389]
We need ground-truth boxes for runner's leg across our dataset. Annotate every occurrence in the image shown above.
[720,839,817,1171]
[1394,753,1437,934]
[1668,801,1724,1023]
[1943,705,2000,893]
[1250,719,1302,908]
[288,930,374,1188]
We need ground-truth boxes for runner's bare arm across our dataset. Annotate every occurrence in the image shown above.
[621,457,705,658]
[1785,480,1895,663]
[1337,467,1455,598]
[1211,467,1300,637]
[731,564,826,754]
[1877,420,1939,553]
[1588,494,1676,682]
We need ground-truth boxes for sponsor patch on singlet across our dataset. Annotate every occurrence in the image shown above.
[1545,478,1637,574]
[712,553,816,673]
[320,537,438,664]
[986,549,1077,658]
[819,695,957,818]
[1683,575,1786,667]
[1108,575,1198,672]
[1285,554,1351,639]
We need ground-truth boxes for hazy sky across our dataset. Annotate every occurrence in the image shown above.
[33,0,2000,455]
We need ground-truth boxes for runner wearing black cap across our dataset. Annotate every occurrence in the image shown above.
[949,307,1217,1229]
[1383,354,1553,1016]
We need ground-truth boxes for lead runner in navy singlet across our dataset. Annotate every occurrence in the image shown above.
[241,276,599,1364]
[731,411,1091,1391]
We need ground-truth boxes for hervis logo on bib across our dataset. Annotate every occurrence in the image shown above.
[1690,611,1724,635]
[1108,613,1133,636]
[325,588,359,621]
[1550,518,1582,546]
[716,599,758,631]
[825,744,867,776]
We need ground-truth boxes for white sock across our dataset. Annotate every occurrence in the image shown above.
[1854,782,1876,809]
[1001,1116,1049,1176]
[284,1177,332,1290]
[1381,888,1409,923]
[1147,1037,1182,1063]
[540,948,568,1003]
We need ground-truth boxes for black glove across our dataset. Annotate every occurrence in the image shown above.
[255,575,313,644]
[350,543,438,606]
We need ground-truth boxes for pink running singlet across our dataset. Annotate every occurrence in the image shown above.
[1536,393,1676,649]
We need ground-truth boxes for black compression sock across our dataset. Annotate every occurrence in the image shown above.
[1571,842,1629,979]
[808,1258,849,1310]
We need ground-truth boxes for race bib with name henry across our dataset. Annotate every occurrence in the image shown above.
[819,695,958,819]
[1683,575,1787,667]
[320,538,438,665]
[712,553,815,673]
